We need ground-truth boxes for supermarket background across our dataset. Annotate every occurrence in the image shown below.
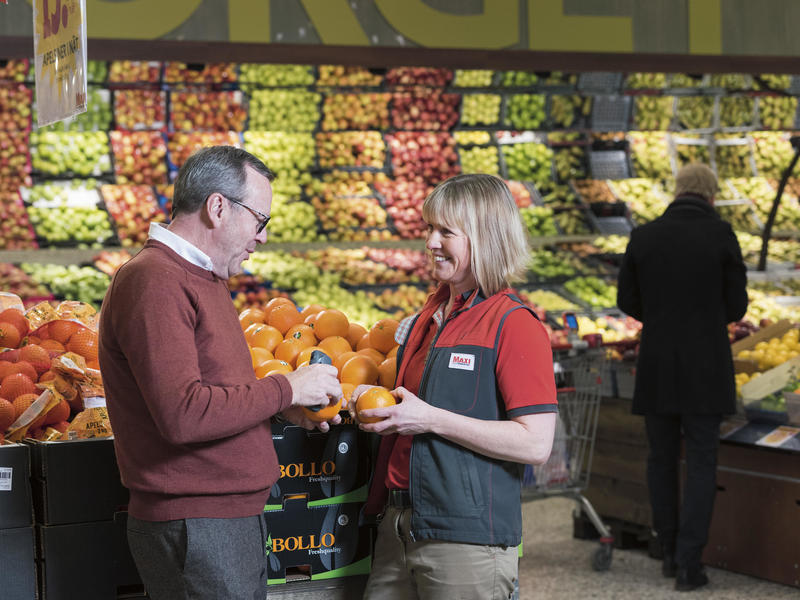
[1,1,800,598]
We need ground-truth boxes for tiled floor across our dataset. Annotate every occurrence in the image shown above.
[519,497,798,599]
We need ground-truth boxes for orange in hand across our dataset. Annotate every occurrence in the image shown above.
[255,359,292,378]
[356,386,396,423]
[302,394,343,423]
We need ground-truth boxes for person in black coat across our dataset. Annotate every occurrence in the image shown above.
[617,163,748,592]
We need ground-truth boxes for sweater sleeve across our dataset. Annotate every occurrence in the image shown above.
[106,262,292,445]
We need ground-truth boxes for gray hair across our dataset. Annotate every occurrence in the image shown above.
[674,163,718,201]
[172,146,275,217]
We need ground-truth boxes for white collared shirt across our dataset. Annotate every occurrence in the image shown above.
[147,222,214,272]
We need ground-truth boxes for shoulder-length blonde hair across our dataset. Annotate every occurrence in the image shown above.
[422,174,530,296]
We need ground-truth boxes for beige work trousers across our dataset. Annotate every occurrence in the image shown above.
[363,506,518,600]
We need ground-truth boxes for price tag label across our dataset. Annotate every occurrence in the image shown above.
[0,467,12,491]
[33,0,88,127]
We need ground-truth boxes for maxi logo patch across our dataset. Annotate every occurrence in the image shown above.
[448,352,475,371]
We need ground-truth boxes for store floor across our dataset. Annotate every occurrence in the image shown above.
[519,497,797,599]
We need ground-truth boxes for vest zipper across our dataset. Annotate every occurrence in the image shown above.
[408,314,452,543]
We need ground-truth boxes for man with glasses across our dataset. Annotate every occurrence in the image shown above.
[99,146,342,599]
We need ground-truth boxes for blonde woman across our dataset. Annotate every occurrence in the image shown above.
[352,174,558,600]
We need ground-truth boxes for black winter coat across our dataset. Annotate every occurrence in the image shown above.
[617,195,748,415]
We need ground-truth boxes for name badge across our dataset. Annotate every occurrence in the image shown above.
[448,352,475,371]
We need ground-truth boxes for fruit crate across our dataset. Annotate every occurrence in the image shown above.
[458,144,502,178]
[588,150,631,180]
[717,95,758,132]
[21,182,120,249]
[665,73,711,94]
[0,83,32,131]
[549,134,590,184]
[0,189,39,250]
[577,72,624,94]
[107,61,162,88]
[456,93,502,129]
[714,198,764,234]
[169,90,247,132]
[109,130,169,186]
[525,283,592,313]
[632,95,677,131]
[551,206,597,237]
[670,133,713,172]
[590,95,632,132]
[501,93,549,131]
[112,89,167,132]
[29,131,114,181]
[627,132,677,179]
[0,130,32,192]
[162,62,238,88]
[713,135,758,179]
[534,72,579,93]
[166,131,243,172]
[547,94,592,131]
[315,131,390,173]
[0,59,31,83]
[674,95,718,133]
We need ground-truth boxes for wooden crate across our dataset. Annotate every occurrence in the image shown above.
[702,444,800,588]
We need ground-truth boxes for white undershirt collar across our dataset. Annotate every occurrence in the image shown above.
[147,222,214,272]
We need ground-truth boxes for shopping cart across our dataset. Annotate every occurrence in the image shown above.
[522,347,615,571]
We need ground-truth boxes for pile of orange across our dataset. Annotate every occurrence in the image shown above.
[0,339,73,435]
[0,308,30,350]
[240,299,401,418]
[0,307,100,437]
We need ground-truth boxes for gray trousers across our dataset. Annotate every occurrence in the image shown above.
[127,513,269,600]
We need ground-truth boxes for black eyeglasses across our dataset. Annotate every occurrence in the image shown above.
[226,196,270,234]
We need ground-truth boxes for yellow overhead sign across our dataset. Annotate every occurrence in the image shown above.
[5,0,799,56]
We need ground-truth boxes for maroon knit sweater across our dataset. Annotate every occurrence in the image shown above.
[99,240,292,521]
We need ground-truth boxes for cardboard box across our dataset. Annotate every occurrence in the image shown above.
[0,526,37,599]
[27,437,129,525]
[268,418,371,507]
[264,496,371,585]
[0,443,33,528]
[37,520,115,600]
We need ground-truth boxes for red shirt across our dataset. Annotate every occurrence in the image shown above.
[386,292,556,490]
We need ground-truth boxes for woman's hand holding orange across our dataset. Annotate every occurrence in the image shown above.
[351,386,436,435]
